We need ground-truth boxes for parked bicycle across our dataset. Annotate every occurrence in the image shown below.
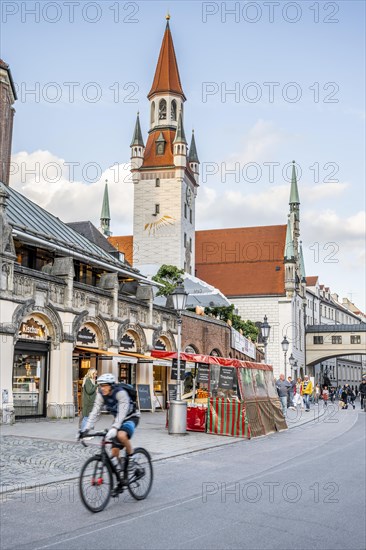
[79,430,153,513]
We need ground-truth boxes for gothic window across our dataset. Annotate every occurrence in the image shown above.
[158,99,167,120]
[184,203,187,218]
[151,102,155,124]
[184,233,187,247]
[171,100,177,121]
[155,178,160,187]
[155,204,160,215]
[189,209,192,224]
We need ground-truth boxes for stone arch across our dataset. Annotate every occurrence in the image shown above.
[152,329,176,352]
[12,300,64,349]
[210,348,222,357]
[185,343,199,354]
[72,311,111,349]
[117,320,147,353]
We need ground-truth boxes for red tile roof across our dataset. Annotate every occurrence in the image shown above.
[108,236,133,265]
[142,129,175,168]
[306,276,318,286]
[148,22,185,100]
[195,226,287,296]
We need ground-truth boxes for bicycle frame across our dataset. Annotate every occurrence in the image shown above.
[80,431,125,485]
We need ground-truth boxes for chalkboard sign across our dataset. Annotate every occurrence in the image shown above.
[137,384,153,411]
[168,384,177,402]
[171,359,186,381]
[197,363,210,384]
[218,367,234,390]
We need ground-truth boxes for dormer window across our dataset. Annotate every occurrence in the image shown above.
[155,132,166,155]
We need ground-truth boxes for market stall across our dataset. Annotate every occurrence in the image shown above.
[151,350,287,438]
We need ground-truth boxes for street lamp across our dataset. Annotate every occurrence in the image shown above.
[289,353,295,376]
[169,283,188,435]
[281,336,289,377]
[260,315,271,364]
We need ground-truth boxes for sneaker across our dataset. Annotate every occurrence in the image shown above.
[111,483,124,497]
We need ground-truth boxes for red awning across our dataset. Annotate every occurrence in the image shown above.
[150,350,273,371]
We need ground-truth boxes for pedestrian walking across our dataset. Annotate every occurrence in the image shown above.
[276,374,291,417]
[346,385,356,409]
[322,386,329,407]
[314,384,321,404]
[293,377,303,408]
[340,385,348,409]
[359,376,366,410]
[80,368,97,430]
[287,376,296,409]
[301,376,313,412]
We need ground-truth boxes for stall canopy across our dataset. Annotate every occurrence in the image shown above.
[151,350,286,437]
[151,350,273,371]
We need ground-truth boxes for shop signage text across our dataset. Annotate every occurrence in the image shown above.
[19,318,46,340]
[171,359,186,381]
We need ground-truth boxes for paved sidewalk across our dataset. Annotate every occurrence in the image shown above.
[0,404,330,494]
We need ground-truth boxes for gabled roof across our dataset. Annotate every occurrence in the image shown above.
[130,112,145,148]
[67,221,117,255]
[100,183,110,220]
[147,21,186,100]
[195,225,287,297]
[1,182,141,276]
[306,276,318,287]
[188,130,199,163]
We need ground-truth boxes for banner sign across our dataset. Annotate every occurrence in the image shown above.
[231,328,256,359]
[218,367,234,390]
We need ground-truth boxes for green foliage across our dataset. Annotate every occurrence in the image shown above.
[205,304,259,342]
[152,264,185,297]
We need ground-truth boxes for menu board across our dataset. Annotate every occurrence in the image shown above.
[137,384,153,411]
[218,367,234,390]
[197,363,210,384]
[168,384,177,402]
[171,359,186,381]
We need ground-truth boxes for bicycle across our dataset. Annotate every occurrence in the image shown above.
[79,430,153,513]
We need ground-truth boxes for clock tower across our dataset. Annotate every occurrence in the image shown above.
[131,17,199,277]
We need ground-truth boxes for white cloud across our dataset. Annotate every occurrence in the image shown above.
[10,150,134,235]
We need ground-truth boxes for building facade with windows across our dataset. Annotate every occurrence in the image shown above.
[306,277,365,388]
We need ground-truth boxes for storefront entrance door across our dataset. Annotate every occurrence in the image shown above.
[13,342,49,417]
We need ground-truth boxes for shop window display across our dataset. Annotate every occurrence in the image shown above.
[13,353,47,416]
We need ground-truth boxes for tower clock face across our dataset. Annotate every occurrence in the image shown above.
[186,186,192,206]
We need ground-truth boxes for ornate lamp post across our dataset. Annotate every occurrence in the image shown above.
[289,353,295,377]
[281,336,289,378]
[169,283,188,435]
[260,315,271,364]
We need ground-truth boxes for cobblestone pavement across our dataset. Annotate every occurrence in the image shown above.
[0,405,331,494]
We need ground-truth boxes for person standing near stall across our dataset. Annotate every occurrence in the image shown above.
[80,368,97,430]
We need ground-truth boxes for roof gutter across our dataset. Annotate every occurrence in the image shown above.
[12,229,161,287]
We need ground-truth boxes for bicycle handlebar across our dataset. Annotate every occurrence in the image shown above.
[79,429,108,447]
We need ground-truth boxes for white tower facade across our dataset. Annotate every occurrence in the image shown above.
[131,18,199,277]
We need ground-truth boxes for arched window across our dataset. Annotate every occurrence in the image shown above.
[150,102,155,124]
[171,100,177,121]
[158,99,167,120]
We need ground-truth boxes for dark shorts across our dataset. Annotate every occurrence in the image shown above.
[118,417,139,439]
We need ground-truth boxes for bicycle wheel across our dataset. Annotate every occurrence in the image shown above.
[127,448,153,501]
[79,456,113,512]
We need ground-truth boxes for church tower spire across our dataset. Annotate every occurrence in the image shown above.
[100,181,112,236]
[289,161,300,259]
[131,18,199,277]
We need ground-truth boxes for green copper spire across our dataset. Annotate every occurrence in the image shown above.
[289,161,300,205]
[188,130,199,163]
[299,241,306,282]
[284,218,295,260]
[130,112,144,147]
[100,181,111,236]
[173,111,187,144]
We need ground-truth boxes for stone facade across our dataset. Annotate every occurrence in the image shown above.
[0,60,16,186]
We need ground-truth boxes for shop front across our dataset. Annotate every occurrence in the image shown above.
[119,331,141,385]
[152,337,173,409]
[12,316,50,418]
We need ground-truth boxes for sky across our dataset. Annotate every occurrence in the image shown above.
[3,0,366,311]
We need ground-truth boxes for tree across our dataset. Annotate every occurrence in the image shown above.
[152,264,184,297]
[205,304,259,342]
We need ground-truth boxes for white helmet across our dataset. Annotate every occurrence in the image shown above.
[97,373,116,385]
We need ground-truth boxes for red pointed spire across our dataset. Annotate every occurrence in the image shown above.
[147,18,186,101]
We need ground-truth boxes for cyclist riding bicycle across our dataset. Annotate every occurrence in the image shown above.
[79,373,140,491]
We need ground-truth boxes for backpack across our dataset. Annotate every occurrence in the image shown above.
[100,383,139,416]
